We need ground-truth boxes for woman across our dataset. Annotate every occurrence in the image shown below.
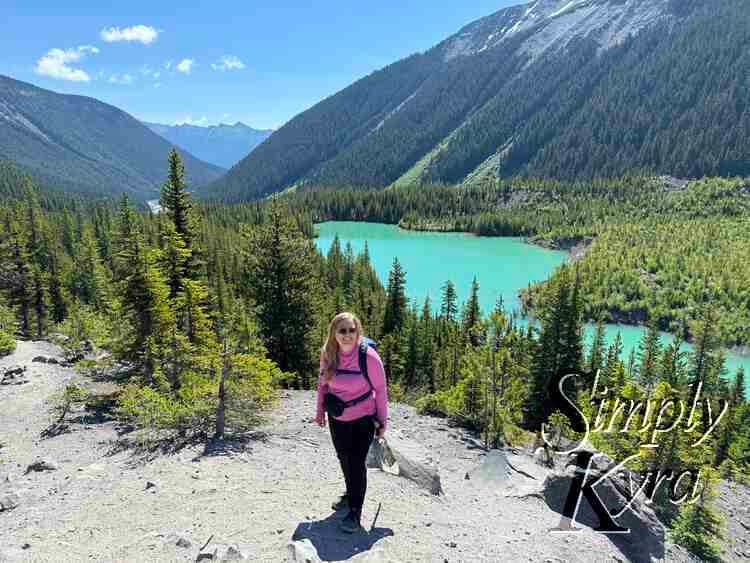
[314,312,388,533]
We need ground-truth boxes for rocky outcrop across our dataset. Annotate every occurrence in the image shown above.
[366,432,442,495]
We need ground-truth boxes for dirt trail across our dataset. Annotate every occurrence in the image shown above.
[0,340,744,562]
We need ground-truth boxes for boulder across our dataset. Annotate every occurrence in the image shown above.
[25,459,59,474]
[367,433,442,495]
[219,546,246,561]
[0,492,20,512]
[287,539,322,563]
[467,448,549,498]
[196,548,218,561]
[541,452,666,562]
[32,356,49,364]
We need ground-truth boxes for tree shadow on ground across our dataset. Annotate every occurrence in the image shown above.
[291,512,394,561]
[192,431,269,461]
[40,423,70,438]
[104,430,268,468]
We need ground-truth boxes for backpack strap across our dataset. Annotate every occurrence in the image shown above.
[358,340,373,393]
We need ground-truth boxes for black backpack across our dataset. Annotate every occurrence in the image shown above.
[323,339,377,417]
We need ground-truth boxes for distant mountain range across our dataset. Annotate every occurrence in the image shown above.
[143,122,273,169]
[0,75,224,200]
[206,0,750,202]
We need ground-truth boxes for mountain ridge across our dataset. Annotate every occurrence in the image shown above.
[205,0,746,202]
[0,75,224,200]
[143,121,273,168]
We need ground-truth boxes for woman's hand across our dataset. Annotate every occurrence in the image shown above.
[313,414,326,427]
[373,419,386,439]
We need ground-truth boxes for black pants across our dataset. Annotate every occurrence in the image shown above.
[328,414,375,513]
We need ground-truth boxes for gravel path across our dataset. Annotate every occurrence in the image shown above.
[0,340,745,562]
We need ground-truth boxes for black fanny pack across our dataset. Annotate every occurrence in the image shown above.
[323,342,373,417]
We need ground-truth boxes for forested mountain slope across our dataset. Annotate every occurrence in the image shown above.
[207,0,750,202]
[0,75,224,200]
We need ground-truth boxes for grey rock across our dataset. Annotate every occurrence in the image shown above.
[145,481,157,490]
[541,452,666,562]
[219,546,245,561]
[176,537,192,548]
[32,356,48,363]
[287,539,322,562]
[25,459,59,474]
[196,548,217,561]
[367,436,443,495]
[0,493,20,512]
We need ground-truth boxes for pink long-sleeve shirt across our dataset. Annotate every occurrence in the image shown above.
[315,340,389,431]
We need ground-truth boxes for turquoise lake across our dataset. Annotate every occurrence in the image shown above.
[315,221,750,396]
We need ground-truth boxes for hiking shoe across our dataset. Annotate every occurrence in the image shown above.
[331,493,349,511]
[340,509,362,533]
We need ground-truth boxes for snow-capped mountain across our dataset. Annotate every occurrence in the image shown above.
[441,0,674,62]
[208,0,749,202]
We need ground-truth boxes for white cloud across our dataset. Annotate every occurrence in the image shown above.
[174,116,208,126]
[100,25,159,45]
[108,73,134,85]
[140,66,160,80]
[211,55,245,71]
[176,59,194,74]
[35,45,99,82]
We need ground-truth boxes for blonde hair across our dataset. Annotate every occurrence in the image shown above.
[322,312,363,382]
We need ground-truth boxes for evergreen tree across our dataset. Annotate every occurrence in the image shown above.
[404,312,419,388]
[637,318,662,391]
[382,257,407,336]
[160,149,199,279]
[587,316,607,387]
[462,276,482,345]
[242,202,320,387]
[326,235,343,289]
[670,468,725,562]
[440,280,458,324]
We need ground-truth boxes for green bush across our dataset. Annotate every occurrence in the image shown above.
[0,330,15,357]
[50,382,89,423]
[53,303,113,357]
[670,468,725,563]
[117,353,280,439]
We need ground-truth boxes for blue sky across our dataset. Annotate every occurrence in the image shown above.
[2,1,519,129]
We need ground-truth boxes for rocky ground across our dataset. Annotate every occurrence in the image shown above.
[1,340,747,562]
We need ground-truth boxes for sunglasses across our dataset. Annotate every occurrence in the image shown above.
[337,327,357,335]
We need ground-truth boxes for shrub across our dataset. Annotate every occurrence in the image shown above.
[117,353,281,439]
[53,303,112,357]
[0,330,15,357]
[49,382,89,423]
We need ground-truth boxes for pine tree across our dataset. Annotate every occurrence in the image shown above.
[559,267,583,379]
[242,201,320,387]
[526,270,569,430]
[383,257,407,336]
[47,249,67,324]
[670,468,725,562]
[404,312,418,389]
[661,336,686,387]
[326,235,343,289]
[419,295,435,392]
[440,280,458,324]
[462,276,482,345]
[587,316,606,387]
[160,149,199,279]
[637,318,662,392]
